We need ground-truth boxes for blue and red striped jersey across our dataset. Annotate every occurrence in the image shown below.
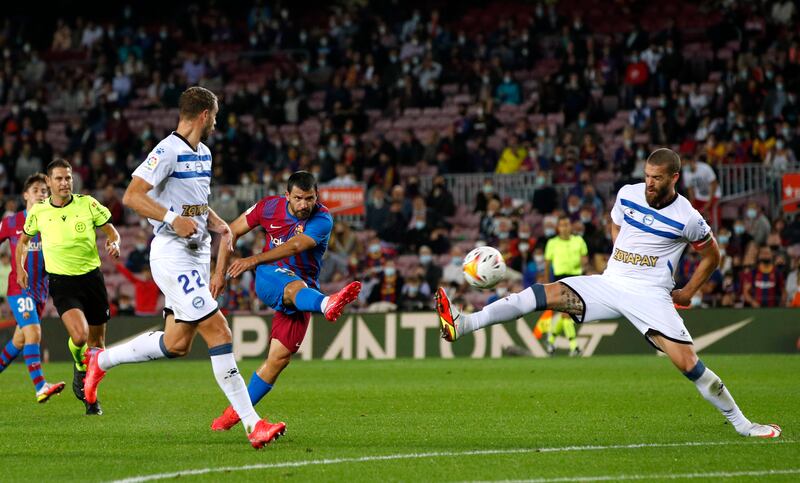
[0,211,48,301]
[745,268,784,308]
[245,195,333,289]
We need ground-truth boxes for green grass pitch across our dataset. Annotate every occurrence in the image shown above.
[0,354,797,482]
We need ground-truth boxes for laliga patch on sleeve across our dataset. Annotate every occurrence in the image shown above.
[143,153,159,170]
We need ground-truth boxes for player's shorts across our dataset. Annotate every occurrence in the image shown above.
[557,274,693,348]
[271,311,311,353]
[7,294,46,328]
[255,264,305,314]
[49,268,110,326]
[151,258,218,323]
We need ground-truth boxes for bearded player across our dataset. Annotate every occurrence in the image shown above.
[436,148,781,438]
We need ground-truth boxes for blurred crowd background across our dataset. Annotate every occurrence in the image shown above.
[1,0,800,319]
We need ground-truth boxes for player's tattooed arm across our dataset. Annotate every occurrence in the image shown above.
[550,284,585,315]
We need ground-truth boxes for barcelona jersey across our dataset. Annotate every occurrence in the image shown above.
[0,210,47,301]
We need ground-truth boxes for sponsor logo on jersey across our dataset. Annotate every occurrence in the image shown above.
[181,204,209,217]
[612,247,659,267]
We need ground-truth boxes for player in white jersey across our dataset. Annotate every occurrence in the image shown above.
[83,86,285,449]
[436,148,781,439]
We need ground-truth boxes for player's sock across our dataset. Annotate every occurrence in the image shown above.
[23,344,46,391]
[68,338,87,371]
[684,360,752,434]
[459,286,542,336]
[0,340,22,373]
[247,371,273,405]
[209,343,260,433]
[294,287,325,312]
[98,331,176,371]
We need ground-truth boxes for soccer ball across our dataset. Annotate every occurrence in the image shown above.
[462,246,507,289]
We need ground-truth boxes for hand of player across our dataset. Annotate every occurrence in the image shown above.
[172,216,198,238]
[106,239,120,259]
[209,271,227,298]
[16,268,28,288]
[670,288,693,307]
[227,257,256,279]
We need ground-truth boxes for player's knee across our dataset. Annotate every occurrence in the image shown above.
[165,343,189,358]
[268,352,291,370]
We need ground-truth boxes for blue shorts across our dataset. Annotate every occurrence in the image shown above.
[7,294,45,328]
[255,265,304,314]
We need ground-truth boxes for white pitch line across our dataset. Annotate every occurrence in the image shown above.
[473,468,800,482]
[110,440,796,483]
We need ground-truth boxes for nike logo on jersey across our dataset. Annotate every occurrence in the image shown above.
[270,224,282,229]
[15,230,23,235]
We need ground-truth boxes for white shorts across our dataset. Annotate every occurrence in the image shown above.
[150,258,218,323]
[558,274,693,346]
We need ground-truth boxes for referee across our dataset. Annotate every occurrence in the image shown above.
[16,159,121,415]
[543,215,589,356]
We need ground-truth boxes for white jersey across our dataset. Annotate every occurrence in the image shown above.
[132,132,213,262]
[606,183,711,294]
[682,161,721,202]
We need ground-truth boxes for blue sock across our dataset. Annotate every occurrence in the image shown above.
[0,340,21,373]
[247,372,273,406]
[294,287,325,312]
[23,344,45,391]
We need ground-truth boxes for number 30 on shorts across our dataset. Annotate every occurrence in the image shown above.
[16,297,35,313]
[177,270,207,294]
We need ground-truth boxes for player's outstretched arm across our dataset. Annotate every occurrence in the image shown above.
[15,232,31,288]
[207,207,233,253]
[671,236,721,307]
[227,233,317,279]
[123,176,197,238]
[210,213,252,298]
[99,223,121,259]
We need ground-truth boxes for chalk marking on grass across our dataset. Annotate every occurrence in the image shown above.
[110,439,796,483]
[474,468,800,482]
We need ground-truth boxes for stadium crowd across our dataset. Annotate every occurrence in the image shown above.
[1,0,800,318]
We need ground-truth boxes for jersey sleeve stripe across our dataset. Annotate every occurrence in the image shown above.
[620,199,686,230]
[691,233,713,249]
[623,215,681,239]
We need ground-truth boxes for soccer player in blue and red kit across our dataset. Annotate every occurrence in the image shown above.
[0,173,65,402]
[209,171,361,430]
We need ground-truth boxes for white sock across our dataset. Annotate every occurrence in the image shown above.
[210,349,260,433]
[692,365,752,434]
[459,287,539,337]
[320,296,330,312]
[98,331,170,371]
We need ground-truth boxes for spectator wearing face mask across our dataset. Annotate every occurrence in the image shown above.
[418,245,442,290]
[366,186,389,232]
[743,202,771,246]
[475,178,501,212]
[741,246,785,307]
[442,246,465,285]
[752,125,776,162]
[405,195,433,253]
[764,137,796,172]
[367,261,404,306]
[399,273,430,311]
[126,232,151,273]
[532,172,557,214]
[727,220,752,258]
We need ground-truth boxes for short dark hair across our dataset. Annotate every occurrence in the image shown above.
[46,158,72,176]
[287,171,318,192]
[646,148,681,175]
[178,86,217,120]
[23,173,47,192]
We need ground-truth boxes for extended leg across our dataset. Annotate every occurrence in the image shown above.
[650,333,780,438]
